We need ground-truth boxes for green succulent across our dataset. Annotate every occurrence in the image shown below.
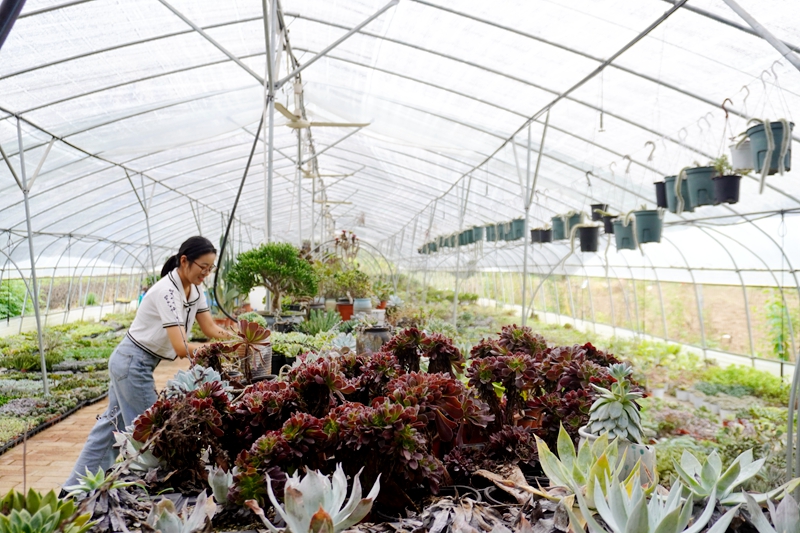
[587,363,644,443]
[297,310,341,335]
[62,466,142,498]
[567,473,740,533]
[146,491,216,533]
[673,449,800,506]
[744,492,800,533]
[536,424,634,508]
[0,489,94,533]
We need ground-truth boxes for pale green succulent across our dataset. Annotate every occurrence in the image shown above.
[246,463,380,533]
[567,474,740,533]
[206,465,236,505]
[587,363,644,443]
[673,449,800,505]
[744,492,800,533]
[146,490,216,533]
[0,489,95,533]
[165,365,231,398]
[331,333,357,353]
[63,466,142,499]
[113,431,163,472]
[536,424,632,508]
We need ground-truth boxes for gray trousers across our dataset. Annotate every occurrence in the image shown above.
[64,336,160,488]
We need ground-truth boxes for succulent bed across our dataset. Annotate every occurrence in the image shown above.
[0,313,135,451]
[2,300,798,532]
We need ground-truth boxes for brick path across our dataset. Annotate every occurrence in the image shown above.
[0,358,189,494]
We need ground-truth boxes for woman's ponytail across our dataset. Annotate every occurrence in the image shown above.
[160,236,216,278]
[160,255,179,278]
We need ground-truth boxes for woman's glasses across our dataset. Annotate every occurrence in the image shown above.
[191,261,216,273]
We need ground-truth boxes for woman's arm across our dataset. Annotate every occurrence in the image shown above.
[196,311,234,340]
[165,326,209,358]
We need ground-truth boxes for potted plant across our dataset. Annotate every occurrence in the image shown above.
[580,363,655,481]
[372,279,392,309]
[711,154,742,205]
[745,118,793,176]
[633,205,662,244]
[212,246,240,327]
[227,242,319,317]
[685,162,717,208]
[663,174,694,214]
[551,215,566,241]
[612,217,636,250]
[332,267,372,320]
[578,224,600,252]
[653,181,668,208]
[590,203,608,221]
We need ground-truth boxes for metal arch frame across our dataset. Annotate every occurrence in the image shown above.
[0,111,262,234]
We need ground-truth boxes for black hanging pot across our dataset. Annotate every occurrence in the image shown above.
[713,174,742,205]
[590,204,608,221]
[530,229,541,243]
[539,228,553,243]
[578,226,599,252]
[602,215,616,234]
[654,182,668,208]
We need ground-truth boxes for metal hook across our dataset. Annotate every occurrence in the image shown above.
[678,128,688,142]
[771,60,782,82]
[701,114,712,130]
[697,116,706,135]
[585,171,595,187]
[645,141,656,161]
[740,85,750,106]
[760,70,771,92]
[721,98,733,119]
[608,162,617,179]
[622,155,633,174]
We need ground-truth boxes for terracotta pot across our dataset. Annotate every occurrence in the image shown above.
[213,317,235,328]
[337,301,354,321]
[377,300,388,309]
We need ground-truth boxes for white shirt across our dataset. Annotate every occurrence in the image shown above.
[126,269,209,360]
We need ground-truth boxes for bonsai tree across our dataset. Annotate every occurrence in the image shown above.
[228,242,318,313]
[332,268,372,301]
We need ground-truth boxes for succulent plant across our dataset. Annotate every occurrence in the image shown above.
[744,492,800,533]
[528,389,594,448]
[166,364,231,399]
[466,353,538,426]
[568,474,740,533]
[145,490,216,533]
[586,363,644,443]
[331,332,357,353]
[230,318,272,383]
[62,466,142,499]
[0,488,95,533]
[246,463,380,533]
[673,449,800,505]
[113,430,163,472]
[206,465,236,505]
[289,358,357,418]
[422,333,465,376]
[190,342,232,374]
[387,294,403,307]
[382,327,427,372]
[494,324,547,356]
[536,424,629,508]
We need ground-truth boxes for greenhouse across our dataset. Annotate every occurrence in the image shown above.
[1,0,800,531]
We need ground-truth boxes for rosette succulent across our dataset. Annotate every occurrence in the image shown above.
[246,463,379,533]
[586,363,644,443]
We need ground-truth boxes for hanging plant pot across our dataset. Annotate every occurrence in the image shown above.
[634,210,662,243]
[449,235,456,247]
[746,121,794,175]
[512,218,525,240]
[539,228,553,243]
[551,216,566,240]
[612,219,636,250]
[685,166,717,207]
[664,175,694,213]
[654,182,668,208]
[590,204,607,221]
[713,174,742,204]
[578,226,600,252]
[486,225,496,242]
[530,229,541,243]
[566,212,583,235]
[602,215,616,234]
[496,223,507,241]
[729,139,753,172]
[473,226,484,241]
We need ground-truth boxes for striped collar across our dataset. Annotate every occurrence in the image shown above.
[167,268,200,307]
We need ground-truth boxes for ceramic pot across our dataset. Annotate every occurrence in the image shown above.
[356,326,392,354]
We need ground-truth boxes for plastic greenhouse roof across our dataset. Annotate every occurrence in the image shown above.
[0,0,799,286]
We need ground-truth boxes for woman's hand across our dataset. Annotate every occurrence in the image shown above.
[196,311,235,340]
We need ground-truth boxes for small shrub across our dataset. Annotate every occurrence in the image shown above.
[0,351,64,371]
[84,292,98,306]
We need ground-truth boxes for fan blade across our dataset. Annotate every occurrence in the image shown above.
[274,102,299,121]
[308,122,370,128]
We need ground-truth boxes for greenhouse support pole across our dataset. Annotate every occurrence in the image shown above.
[13,118,49,396]
[452,177,472,326]
[721,0,800,72]
[262,0,277,242]
[521,111,549,326]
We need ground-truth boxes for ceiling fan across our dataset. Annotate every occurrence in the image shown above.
[274,102,370,129]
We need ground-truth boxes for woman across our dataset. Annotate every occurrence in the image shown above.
[63,236,233,488]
